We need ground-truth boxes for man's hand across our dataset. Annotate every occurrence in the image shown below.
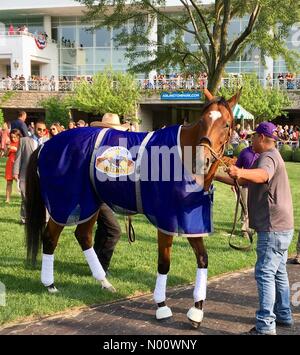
[13,174,19,181]
[227,165,243,180]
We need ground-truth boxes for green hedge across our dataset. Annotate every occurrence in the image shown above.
[293,147,300,162]
[280,144,293,161]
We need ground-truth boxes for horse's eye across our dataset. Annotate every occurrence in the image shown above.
[225,122,230,128]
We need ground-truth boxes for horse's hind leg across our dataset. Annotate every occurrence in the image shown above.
[74,212,116,293]
[187,237,208,328]
[154,230,173,320]
[41,218,64,293]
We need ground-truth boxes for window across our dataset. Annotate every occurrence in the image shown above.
[95,28,111,47]
[60,26,76,47]
[79,27,93,47]
[95,48,111,64]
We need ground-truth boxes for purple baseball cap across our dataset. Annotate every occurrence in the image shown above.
[255,122,279,140]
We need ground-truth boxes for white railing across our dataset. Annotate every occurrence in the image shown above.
[0,31,56,44]
[0,77,300,93]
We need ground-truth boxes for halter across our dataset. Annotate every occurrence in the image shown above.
[198,97,233,164]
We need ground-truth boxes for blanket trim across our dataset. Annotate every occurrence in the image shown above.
[134,131,155,214]
[89,128,110,201]
[50,210,99,227]
[158,226,209,237]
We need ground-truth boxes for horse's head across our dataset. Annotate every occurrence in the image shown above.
[199,88,240,175]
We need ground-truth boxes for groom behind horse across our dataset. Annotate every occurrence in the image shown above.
[91,113,130,274]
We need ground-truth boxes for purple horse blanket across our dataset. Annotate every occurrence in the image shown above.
[38,125,214,236]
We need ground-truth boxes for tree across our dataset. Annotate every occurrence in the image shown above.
[218,73,291,122]
[40,96,72,127]
[78,0,300,94]
[71,68,141,120]
[0,92,15,126]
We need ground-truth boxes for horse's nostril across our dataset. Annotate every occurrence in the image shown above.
[206,158,210,167]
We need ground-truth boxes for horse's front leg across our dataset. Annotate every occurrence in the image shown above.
[154,230,173,320]
[187,237,208,328]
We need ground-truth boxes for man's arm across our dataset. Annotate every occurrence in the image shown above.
[20,121,30,137]
[227,166,269,184]
[214,173,248,186]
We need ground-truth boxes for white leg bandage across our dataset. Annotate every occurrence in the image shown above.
[41,253,54,287]
[83,247,106,281]
[193,268,208,302]
[153,273,168,303]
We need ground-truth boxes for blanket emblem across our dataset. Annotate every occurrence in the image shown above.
[95,146,135,177]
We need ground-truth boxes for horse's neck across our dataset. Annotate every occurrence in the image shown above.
[180,121,204,149]
[180,120,217,191]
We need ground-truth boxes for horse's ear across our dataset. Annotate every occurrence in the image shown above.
[203,88,214,101]
[227,88,242,109]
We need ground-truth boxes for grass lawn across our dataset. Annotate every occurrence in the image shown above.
[0,157,299,326]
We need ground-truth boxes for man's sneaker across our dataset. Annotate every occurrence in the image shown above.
[244,327,276,335]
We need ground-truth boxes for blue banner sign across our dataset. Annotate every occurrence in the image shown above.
[160,91,202,101]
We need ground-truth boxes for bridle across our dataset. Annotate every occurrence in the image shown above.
[198,97,253,251]
[198,97,233,164]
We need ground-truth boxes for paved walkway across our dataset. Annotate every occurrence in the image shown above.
[0,263,299,335]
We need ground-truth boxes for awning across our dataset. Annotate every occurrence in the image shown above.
[232,104,254,120]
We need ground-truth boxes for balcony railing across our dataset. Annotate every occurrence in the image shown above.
[0,77,299,93]
[0,31,56,44]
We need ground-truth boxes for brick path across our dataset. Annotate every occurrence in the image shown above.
[0,263,299,335]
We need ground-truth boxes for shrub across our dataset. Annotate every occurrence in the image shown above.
[280,144,293,161]
[40,96,71,127]
[233,142,247,157]
[293,147,300,162]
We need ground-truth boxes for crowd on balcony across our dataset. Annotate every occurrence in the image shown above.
[1,71,300,92]
[140,72,208,90]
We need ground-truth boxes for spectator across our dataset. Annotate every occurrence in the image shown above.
[76,119,86,127]
[8,24,14,35]
[10,111,30,137]
[4,129,21,203]
[13,121,48,224]
[27,121,35,136]
[49,122,62,138]
[0,122,10,157]
[68,120,76,129]
[229,128,240,150]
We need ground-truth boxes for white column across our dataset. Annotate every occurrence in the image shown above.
[43,15,52,40]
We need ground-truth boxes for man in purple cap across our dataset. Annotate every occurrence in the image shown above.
[216,121,294,335]
[235,140,260,239]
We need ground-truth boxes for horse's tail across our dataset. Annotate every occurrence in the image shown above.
[25,147,46,266]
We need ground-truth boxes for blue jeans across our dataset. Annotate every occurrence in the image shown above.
[255,230,294,334]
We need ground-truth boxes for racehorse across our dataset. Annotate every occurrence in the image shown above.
[25,88,240,328]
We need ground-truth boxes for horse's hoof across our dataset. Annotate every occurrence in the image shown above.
[187,307,203,328]
[100,278,116,293]
[47,284,59,294]
[156,306,172,320]
[189,320,201,329]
